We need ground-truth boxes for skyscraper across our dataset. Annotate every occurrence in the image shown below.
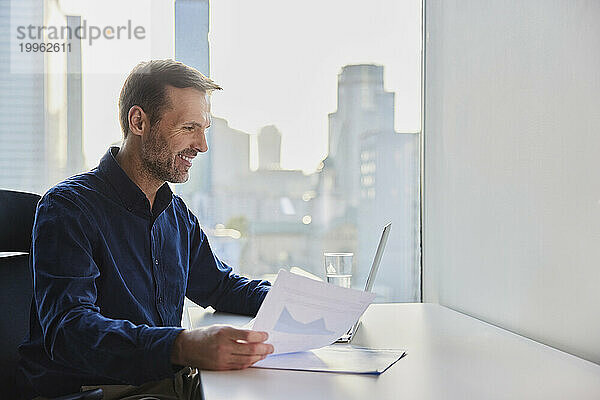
[1,1,85,194]
[327,64,395,211]
[257,125,282,170]
[199,116,250,225]
[65,15,85,178]
[358,130,420,301]
[174,0,211,203]
[0,0,45,193]
[316,64,420,301]
[43,7,85,189]
[175,0,210,77]
[314,64,396,277]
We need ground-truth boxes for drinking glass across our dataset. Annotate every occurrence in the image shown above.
[324,252,353,288]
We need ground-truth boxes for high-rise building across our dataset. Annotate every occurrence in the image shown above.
[65,15,85,178]
[257,125,281,170]
[175,0,209,77]
[312,64,396,279]
[315,64,420,301]
[327,64,395,211]
[0,0,45,193]
[200,116,250,225]
[206,119,316,279]
[0,1,84,193]
[174,0,211,202]
[44,8,85,189]
[211,116,250,190]
[357,131,420,301]
[1,1,86,194]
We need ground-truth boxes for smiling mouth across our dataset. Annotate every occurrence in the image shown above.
[177,154,194,167]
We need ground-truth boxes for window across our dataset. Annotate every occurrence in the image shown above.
[1,0,422,302]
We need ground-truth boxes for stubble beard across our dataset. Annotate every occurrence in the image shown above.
[141,124,189,184]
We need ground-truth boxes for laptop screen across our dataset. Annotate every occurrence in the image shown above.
[364,223,392,293]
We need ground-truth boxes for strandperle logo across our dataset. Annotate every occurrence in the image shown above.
[15,19,146,46]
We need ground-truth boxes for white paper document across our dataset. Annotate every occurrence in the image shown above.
[252,345,406,375]
[250,269,376,355]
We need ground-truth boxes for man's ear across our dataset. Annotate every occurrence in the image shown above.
[127,106,148,137]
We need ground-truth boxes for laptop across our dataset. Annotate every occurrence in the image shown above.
[336,222,392,343]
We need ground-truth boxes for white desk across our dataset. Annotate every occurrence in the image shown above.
[189,303,600,400]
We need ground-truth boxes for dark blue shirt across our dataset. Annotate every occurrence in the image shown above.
[17,147,270,398]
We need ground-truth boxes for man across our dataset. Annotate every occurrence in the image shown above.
[17,59,274,399]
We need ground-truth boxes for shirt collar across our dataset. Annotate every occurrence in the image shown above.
[97,146,173,217]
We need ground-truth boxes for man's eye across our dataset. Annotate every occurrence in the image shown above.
[184,126,195,131]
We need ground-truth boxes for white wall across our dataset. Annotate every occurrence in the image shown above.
[423,0,600,363]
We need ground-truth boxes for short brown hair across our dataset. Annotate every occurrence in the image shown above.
[118,59,222,138]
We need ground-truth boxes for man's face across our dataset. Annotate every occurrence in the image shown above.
[140,86,211,184]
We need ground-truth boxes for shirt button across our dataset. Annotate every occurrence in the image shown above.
[155,259,159,265]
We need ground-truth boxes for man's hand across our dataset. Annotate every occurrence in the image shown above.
[171,325,274,370]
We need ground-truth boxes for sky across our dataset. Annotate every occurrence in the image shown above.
[61,0,422,172]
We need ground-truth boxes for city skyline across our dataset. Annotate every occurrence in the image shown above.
[209,0,422,172]
[49,0,421,173]
[0,0,421,302]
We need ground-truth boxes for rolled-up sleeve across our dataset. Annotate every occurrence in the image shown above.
[185,216,270,316]
[33,192,182,385]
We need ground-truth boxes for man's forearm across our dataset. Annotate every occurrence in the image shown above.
[211,275,271,316]
[47,307,184,385]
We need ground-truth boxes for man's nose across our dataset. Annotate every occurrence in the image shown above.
[196,131,208,153]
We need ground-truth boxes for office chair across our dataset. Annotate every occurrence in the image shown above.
[0,189,102,400]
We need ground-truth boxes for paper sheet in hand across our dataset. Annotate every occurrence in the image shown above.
[253,345,406,375]
[251,269,375,354]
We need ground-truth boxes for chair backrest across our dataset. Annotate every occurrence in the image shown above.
[0,189,40,394]
[0,189,41,252]
[0,254,33,392]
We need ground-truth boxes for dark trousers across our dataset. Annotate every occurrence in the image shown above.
[35,368,203,400]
